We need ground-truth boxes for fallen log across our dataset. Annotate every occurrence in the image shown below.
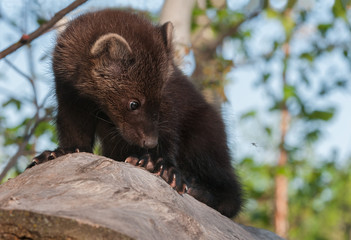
[0,153,283,240]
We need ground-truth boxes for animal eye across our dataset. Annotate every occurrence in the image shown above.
[129,100,140,111]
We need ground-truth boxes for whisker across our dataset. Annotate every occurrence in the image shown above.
[94,111,114,124]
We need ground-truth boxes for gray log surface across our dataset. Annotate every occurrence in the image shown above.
[0,153,283,240]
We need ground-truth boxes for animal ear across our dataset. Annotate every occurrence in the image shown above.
[160,21,173,50]
[91,33,132,59]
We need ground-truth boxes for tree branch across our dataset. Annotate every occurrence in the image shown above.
[0,0,88,59]
[192,11,259,58]
[190,9,260,105]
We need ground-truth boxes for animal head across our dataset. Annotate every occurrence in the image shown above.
[87,21,174,149]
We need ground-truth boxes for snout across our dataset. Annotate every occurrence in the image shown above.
[142,136,158,149]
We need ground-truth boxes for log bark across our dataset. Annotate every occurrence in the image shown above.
[0,153,283,240]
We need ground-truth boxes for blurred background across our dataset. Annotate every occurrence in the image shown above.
[0,0,350,239]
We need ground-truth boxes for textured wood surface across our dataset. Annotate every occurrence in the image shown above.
[0,153,283,240]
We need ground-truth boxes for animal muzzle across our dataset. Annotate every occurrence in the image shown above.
[142,136,158,149]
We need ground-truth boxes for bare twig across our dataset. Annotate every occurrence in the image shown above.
[3,59,32,81]
[0,0,88,59]
[39,91,53,109]
[3,59,38,108]
[27,44,39,108]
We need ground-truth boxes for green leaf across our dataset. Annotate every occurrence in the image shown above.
[287,0,298,9]
[240,110,257,120]
[335,79,347,88]
[282,14,295,35]
[300,52,314,62]
[306,109,335,121]
[269,100,283,112]
[2,98,22,110]
[262,73,271,83]
[242,30,252,38]
[264,127,272,136]
[34,121,54,137]
[6,122,25,134]
[241,157,254,165]
[332,0,347,20]
[275,165,290,177]
[266,8,279,19]
[318,24,333,37]
[299,10,307,21]
[36,17,47,25]
[283,85,296,100]
[217,9,228,21]
[273,41,281,50]
[192,7,206,17]
[305,129,322,142]
[343,50,348,57]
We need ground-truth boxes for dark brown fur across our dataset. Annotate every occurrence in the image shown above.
[32,9,243,218]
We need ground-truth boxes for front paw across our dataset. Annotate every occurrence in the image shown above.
[125,154,156,172]
[27,148,79,169]
[125,155,187,194]
[156,164,188,194]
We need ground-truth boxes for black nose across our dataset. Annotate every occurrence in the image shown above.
[143,137,158,149]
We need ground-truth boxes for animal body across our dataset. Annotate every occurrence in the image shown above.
[30,9,243,218]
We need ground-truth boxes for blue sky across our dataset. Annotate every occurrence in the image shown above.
[226,1,351,163]
[0,0,350,167]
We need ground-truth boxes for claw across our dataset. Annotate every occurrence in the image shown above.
[137,159,145,166]
[125,154,157,171]
[156,165,164,176]
[180,184,188,194]
[26,159,38,169]
[48,152,56,160]
[170,174,177,188]
[125,155,186,195]
[27,148,76,169]
[125,156,139,165]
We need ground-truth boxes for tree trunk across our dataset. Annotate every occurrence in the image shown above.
[160,0,196,67]
[274,108,289,238]
[0,153,284,240]
[274,42,291,238]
